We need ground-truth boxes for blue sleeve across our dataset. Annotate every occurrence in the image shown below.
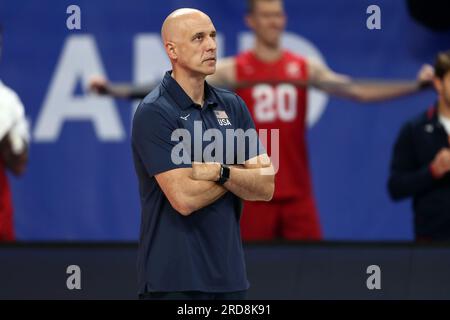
[235,94,267,161]
[132,103,191,177]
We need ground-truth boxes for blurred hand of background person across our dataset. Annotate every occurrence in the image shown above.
[430,148,450,178]
[88,75,110,95]
[417,63,435,85]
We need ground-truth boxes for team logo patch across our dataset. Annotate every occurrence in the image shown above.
[180,113,191,121]
[214,110,232,126]
[286,62,301,78]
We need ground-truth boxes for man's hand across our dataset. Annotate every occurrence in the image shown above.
[191,162,220,181]
[430,148,450,178]
[89,76,110,95]
[417,64,434,87]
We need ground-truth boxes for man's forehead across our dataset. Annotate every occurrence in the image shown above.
[253,0,284,13]
[181,17,215,34]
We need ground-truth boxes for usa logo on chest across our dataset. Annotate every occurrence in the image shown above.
[214,110,232,126]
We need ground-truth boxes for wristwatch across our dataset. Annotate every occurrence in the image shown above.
[217,164,230,185]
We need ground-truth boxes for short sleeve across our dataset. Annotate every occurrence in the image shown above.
[132,102,191,177]
[235,94,267,161]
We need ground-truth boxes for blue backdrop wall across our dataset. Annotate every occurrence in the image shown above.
[0,0,449,240]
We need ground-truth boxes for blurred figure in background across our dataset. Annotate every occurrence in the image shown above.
[90,0,433,241]
[0,25,29,241]
[389,51,450,242]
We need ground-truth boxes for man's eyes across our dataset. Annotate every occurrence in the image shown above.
[193,33,216,41]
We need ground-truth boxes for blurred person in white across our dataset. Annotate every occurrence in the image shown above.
[0,25,29,241]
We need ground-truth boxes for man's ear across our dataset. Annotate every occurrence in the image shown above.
[165,42,177,60]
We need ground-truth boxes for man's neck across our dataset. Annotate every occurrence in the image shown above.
[172,69,205,106]
[252,39,282,63]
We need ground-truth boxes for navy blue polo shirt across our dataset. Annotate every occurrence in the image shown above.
[132,71,263,294]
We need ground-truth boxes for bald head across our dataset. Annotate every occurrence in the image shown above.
[161,8,212,44]
[160,8,217,77]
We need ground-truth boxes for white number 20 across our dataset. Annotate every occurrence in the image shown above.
[253,84,297,122]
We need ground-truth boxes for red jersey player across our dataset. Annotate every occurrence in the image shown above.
[234,51,319,239]
[89,0,434,240]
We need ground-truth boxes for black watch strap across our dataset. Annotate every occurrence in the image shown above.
[217,164,230,185]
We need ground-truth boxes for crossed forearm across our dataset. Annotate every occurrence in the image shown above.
[191,163,274,201]
[182,177,227,212]
[223,167,274,201]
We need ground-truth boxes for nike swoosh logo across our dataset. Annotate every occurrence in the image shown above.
[180,114,191,121]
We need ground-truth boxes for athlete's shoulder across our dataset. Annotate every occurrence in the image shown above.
[234,50,255,65]
[235,50,252,59]
[283,50,307,63]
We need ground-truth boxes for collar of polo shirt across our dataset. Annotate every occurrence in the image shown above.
[162,71,218,110]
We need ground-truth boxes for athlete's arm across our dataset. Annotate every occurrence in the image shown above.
[89,76,156,99]
[206,57,237,89]
[191,154,275,202]
[88,58,237,99]
[307,58,434,103]
[155,168,227,216]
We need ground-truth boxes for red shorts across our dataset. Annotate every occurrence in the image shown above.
[0,179,15,241]
[0,164,15,241]
[240,197,322,241]
[0,206,15,241]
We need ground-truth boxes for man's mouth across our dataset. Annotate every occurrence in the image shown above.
[203,57,216,62]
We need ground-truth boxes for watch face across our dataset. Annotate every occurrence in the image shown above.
[218,165,230,184]
[225,166,230,178]
[222,165,230,179]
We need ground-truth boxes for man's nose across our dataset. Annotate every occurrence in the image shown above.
[205,36,216,51]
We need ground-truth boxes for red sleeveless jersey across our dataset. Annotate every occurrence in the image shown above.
[235,50,315,200]
[0,160,14,241]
